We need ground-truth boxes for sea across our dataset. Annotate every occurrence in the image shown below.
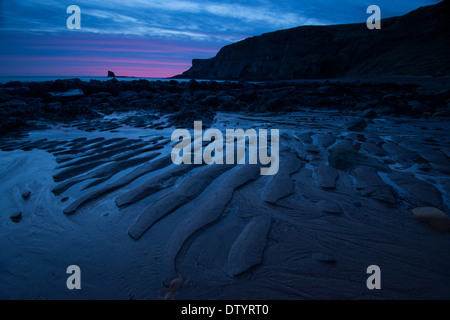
[0,76,190,84]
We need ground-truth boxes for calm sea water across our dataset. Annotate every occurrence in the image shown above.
[0,76,190,84]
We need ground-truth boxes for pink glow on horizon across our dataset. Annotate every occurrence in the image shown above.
[0,64,187,78]
[0,32,226,77]
[2,55,191,66]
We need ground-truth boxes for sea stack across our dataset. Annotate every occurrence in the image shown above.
[107,70,116,78]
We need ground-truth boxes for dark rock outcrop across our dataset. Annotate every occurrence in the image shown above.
[107,71,116,78]
[175,2,450,81]
[10,212,22,223]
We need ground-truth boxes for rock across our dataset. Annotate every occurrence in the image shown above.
[377,106,395,115]
[119,90,140,100]
[382,94,397,102]
[49,89,84,98]
[415,148,450,174]
[186,79,199,91]
[0,99,28,109]
[362,142,387,157]
[362,109,377,119]
[388,172,444,208]
[21,191,31,200]
[417,163,432,172]
[353,166,396,204]
[352,200,362,207]
[107,71,116,77]
[328,141,385,171]
[304,145,320,154]
[317,200,342,214]
[161,274,184,300]
[356,134,366,142]
[315,133,336,148]
[47,89,85,104]
[43,101,62,112]
[49,79,83,92]
[201,95,221,107]
[412,207,450,231]
[312,253,336,263]
[169,274,184,291]
[408,100,430,113]
[105,78,124,96]
[0,89,13,102]
[328,143,360,170]
[314,164,338,189]
[10,211,22,223]
[90,92,112,99]
[167,106,215,128]
[345,118,367,132]
[0,117,27,136]
[297,132,313,144]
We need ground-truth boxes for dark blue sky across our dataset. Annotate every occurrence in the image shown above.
[0,0,441,77]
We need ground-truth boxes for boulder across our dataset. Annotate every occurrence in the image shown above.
[345,118,367,132]
[317,200,342,214]
[412,207,450,231]
[22,191,31,200]
[10,211,22,223]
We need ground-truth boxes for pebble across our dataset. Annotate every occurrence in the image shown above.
[345,118,367,132]
[412,207,450,231]
[21,191,31,200]
[352,200,362,207]
[318,200,342,214]
[10,211,22,223]
[312,253,336,263]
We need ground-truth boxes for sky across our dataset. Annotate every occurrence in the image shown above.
[0,0,441,78]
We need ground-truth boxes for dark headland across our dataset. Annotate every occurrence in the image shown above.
[175,1,450,80]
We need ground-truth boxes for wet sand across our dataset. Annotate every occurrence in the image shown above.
[0,109,449,299]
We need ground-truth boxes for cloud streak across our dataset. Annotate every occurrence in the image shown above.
[0,0,329,40]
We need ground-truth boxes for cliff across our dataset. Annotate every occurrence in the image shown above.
[175,1,450,80]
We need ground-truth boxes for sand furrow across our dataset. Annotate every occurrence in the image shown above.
[115,164,198,207]
[128,164,235,240]
[226,215,272,276]
[63,155,173,214]
[162,164,261,282]
[263,152,303,204]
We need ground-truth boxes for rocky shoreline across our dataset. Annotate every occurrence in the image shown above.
[1,77,449,137]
